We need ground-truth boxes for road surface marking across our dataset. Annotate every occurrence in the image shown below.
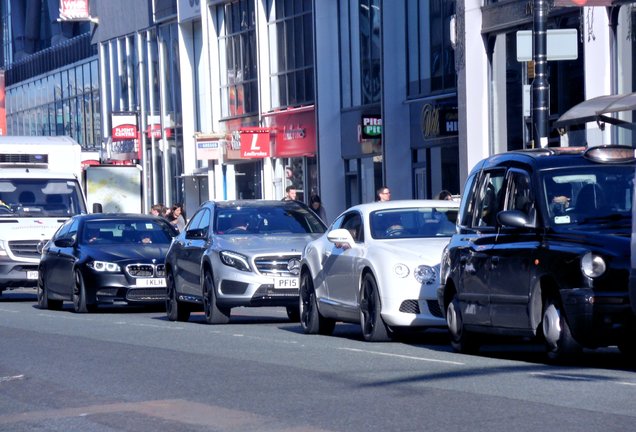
[0,375,24,383]
[339,347,464,365]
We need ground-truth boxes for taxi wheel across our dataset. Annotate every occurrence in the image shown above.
[446,293,479,353]
[360,274,390,342]
[299,272,334,335]
[166,272,190,322]
[203,271,230,324]
[542,298,581,360]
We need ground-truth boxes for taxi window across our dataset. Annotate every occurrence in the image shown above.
[471,170,505,228]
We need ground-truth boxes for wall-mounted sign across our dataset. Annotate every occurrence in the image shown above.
[553,0,612,6]
[361,115,382,139]
[111,112,138,141]
[420,104,459,140]
[239,128,271,158]
[110,112,138,160]
[196,140,221,160]
[59,0,98,23]
[271,109,316,157]
[0,70,5,136]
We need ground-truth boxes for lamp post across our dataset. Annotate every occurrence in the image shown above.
[532,0,550,148]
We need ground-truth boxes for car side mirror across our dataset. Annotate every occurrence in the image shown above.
[54,237,75,248]
[497,210,535,229]
[327,228,356,249]
[185,227,207,240]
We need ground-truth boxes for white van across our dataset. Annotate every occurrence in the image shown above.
[0,136,88,295]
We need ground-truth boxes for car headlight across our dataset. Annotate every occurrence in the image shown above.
[87,260,121,272]
[220,250,251,272]
[414,265,438,285]
[581,252,606,278]
[393,263,409,278]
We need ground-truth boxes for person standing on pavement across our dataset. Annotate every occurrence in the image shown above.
[310,195,327,223]
[436,190,453,200]
[376,186,391,202]
[282,185,297,201]
[168,203,187,232]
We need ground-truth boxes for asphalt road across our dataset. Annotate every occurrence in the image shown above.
[1,288,635,432]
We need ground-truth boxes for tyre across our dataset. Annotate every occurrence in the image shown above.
[446,292,479,353]
[37,269,62,310]
[36,269,49,310]
[166,272,190,322]
[360,274,390,342]
[286,305,300,322]
[203,271,230,324]
[73,270,90,313]
[299,272,335,335]
[618,340,636,358]
[542,297,581,360]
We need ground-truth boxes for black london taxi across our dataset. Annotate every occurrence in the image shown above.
[437,145,636,359]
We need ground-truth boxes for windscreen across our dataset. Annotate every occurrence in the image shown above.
[0,179,87,217]
[82,219,175,245]
[370,207,458,239]
[215,205,326,235]
[543,165,634,228]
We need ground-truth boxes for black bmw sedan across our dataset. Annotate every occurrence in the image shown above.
[37,213,178,312]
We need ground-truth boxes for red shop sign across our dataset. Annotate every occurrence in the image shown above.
[239,128,271,158]
[271,109,316,157]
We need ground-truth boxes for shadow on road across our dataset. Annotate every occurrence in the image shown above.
[0,290,37,302]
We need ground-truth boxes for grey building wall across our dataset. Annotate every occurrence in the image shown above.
[315,0,344,223]
[91,0,153,43]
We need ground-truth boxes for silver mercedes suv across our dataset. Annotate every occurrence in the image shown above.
[164,200,326,324]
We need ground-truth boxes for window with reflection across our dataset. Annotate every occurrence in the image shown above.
[359,0,381,105]
[406,0,456,97]
[5,58,101,149]
[267,0,314,109]
[217,0,259,118]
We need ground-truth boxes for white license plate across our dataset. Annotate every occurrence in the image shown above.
[26,271,38,280]
[273,277,299,289]
[135,278,167,287]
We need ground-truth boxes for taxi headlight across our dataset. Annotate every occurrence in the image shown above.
[414,265,438,285]
[87,260,121,272]
[581,252,606,278]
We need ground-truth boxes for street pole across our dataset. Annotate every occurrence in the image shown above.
[532,0,549,148]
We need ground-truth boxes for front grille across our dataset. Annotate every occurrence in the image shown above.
[427,300,443,318]
[125,263,164,278]
[0,153,48,164]
[8,240,42,259]
[126,288,166,301]
[254,285,298,298]
[254,254,301,276]
[399,300,420,314]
